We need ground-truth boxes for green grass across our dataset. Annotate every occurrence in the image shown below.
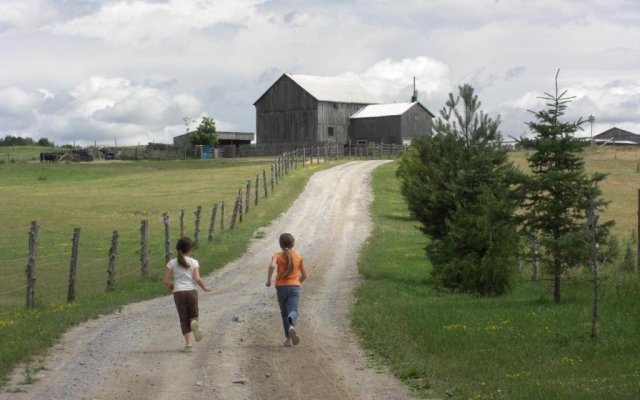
[351,159,640,399]
[0,145,56,163]
[0,156,337,382]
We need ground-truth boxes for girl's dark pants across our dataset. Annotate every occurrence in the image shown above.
[276,285,300,338]
[173,289,198,334]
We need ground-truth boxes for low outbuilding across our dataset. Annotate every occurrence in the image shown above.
[592,127,640,145]
[349,102,434,146]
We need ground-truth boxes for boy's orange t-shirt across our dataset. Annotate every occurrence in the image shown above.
[273,249,304,286]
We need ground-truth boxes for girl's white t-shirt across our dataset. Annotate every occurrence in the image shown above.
[166,256,199,292]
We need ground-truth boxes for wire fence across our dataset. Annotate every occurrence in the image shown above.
[0,146,404,308]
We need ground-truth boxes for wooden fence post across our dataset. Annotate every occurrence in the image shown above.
[67,227,81,302]
[230,196,240,229]
[255,175,259,206]
[246,179,251,214]
[271,165,275,191]
[163,212,172,264]
[179,209,185,239]
[208,204,218,241]
[238,188,243,223]
[107,230,119,291]
[637,189,640,272]
[25,221,39,308]
[194,206,202,247]
[285,152,289,175]
[303,146,306,166]
[220,201,225,232]
[263,169,268,198]
[140,220,149,277]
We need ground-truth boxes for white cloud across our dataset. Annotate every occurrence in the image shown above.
[0,86,45,116]
[0,0,58,31]
[1,0,639,145]
[336,57,451,108]
[46,0,266,45]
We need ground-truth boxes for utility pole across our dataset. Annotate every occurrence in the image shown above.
[588,114,595,146]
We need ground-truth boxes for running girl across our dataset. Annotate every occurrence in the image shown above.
[266,233,307,346]
[163,237,212,353]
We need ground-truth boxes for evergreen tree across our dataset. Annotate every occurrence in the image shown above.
[521,72,611,303]
[397,84,522,295]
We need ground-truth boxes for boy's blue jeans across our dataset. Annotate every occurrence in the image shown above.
[276,285,300,338]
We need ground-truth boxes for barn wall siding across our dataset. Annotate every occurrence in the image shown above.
[400,105,432,140]
[318,102,367,144]
[349,116,402,145]
[255,76,318,144]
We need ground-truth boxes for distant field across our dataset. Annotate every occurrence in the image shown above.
[510,146,640,237]
[0,145,56,163]
[0,157,294,306]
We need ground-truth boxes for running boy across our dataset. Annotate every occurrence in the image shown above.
[163,237,212,353]
[266,233,307,346]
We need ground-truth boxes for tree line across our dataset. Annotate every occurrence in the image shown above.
[0,135,52,147]
[397,71,613,309]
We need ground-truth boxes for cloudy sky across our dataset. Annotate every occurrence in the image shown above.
[1,0,638,146]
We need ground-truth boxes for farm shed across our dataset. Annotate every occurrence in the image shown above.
[254,73,381,145]
[593,127,640,145]
[173,131,254,148]
[349,102,434,146]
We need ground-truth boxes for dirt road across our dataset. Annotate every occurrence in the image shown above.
[2,160,412,400]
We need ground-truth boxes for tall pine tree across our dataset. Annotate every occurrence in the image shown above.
[398,84,522,295]
[521,71,610,303]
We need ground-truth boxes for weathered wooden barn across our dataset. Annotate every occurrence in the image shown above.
[349,102,434,145]
[254,74,381,145]
[593,127,640,145]
[254,73,435,145]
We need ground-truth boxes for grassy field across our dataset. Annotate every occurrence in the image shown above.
[0,156,337,383]
[0,146,56,163]
[351,147,640,399]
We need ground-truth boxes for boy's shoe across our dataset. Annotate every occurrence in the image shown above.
[182,344,193,353]
[191,320,203,342]
[283,338,292,347]
[288,325,300,345]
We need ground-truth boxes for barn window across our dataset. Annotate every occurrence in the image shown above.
[328,126,334,137]
[357,140,367,146]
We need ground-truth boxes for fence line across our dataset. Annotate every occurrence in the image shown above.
[1,146,401,306]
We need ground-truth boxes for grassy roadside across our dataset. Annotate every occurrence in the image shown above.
[351,161,640,399]
[0,158,338,384]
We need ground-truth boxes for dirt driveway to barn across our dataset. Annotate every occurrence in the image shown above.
[1,160,413,400]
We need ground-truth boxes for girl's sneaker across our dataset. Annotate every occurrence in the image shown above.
[190,320,203,342]
[283,338,292,347]
[182,344,193,353]
[288,325,300,345]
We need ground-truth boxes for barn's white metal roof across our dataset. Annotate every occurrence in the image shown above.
[350,102,418,119]
[287,74,381,104]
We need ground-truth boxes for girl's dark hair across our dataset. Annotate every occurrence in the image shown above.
[176,237,193,269]
[279,233,295,278]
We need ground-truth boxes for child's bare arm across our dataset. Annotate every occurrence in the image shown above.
[299,263,307,283]
[193,268,212,292]
[266,256,277,286]
[162,269,174,291]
